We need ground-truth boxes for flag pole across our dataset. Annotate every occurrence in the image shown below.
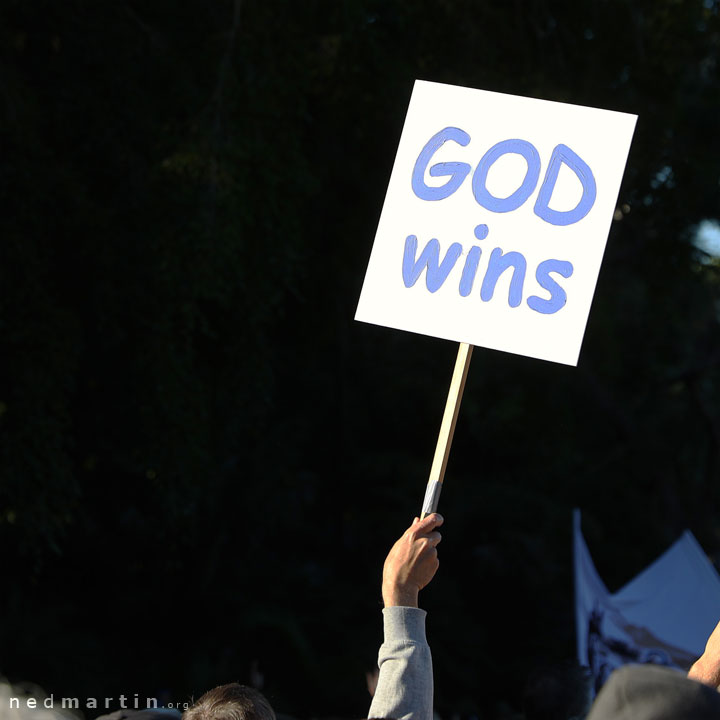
[420,342,473,519]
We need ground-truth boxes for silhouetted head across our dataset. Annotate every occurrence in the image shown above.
[523,661,591,720]
[587,664,720,720]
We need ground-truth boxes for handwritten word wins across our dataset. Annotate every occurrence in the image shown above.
[402,236,573,315]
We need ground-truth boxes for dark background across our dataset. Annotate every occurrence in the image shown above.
[1,1,719,718]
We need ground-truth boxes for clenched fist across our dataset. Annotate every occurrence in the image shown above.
[382,513,444,608]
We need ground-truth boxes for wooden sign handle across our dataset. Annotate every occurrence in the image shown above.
[420,342,473,519]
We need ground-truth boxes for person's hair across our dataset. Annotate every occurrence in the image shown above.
[183,683,275,720]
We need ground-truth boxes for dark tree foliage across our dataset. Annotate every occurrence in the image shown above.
[0,1,719,718]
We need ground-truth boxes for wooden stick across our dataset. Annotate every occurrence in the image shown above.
[420,342,473,519]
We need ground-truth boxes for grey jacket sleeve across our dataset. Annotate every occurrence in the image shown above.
[368,606,433,720]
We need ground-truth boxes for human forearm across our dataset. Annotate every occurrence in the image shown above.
[689,619,720,689]
[382,581,419,608]
[369,606,433,720]
[369,514,443,720]
[688,654,720,689]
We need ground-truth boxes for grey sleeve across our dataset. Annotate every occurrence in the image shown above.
[368,606,433,720]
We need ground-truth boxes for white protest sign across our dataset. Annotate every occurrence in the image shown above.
[355,81,637,366]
